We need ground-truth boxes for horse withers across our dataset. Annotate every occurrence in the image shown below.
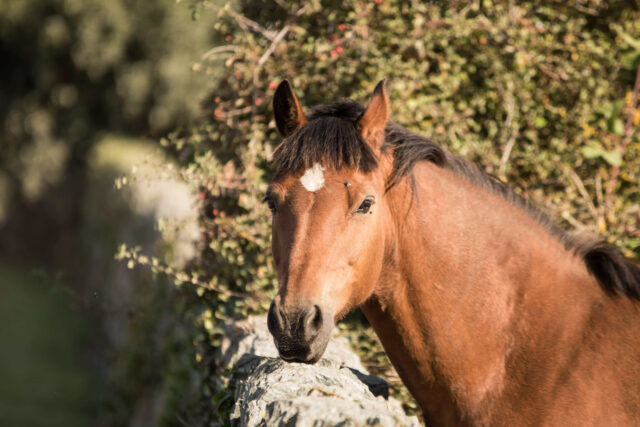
[265,80,640,426]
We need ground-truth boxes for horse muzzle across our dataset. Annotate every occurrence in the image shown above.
[267,298,334,364]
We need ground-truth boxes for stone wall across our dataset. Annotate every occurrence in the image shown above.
[220,316,420,426]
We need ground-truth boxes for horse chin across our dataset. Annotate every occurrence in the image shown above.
[304,336,330,364]
[277,334,330,365]
[280,352,322,365]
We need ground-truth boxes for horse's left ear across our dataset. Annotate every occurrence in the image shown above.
[358,79,389,150]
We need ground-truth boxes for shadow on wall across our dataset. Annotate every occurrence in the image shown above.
[0,136,198,427]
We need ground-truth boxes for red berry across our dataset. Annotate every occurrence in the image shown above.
[336,46,343,53]
[213,209,219,216]
[330,50,337,57]
[213,108,225,120]
[375,0,382,4]
[255,98,263,106]
[328,34,336,41]
[269,81,278,90]
[338,24,346,31]
[200,192,206,199]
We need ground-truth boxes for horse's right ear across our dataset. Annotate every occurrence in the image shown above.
[273,80,307,137]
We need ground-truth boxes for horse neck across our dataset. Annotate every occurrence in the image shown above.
[362,162,602,424]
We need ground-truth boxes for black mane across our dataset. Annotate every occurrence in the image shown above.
[273,101,378,177]
[272,100,640,300]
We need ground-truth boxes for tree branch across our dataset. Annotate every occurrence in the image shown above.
[497,79,519,180]
[201,44,237,60]
[201,1,277,41]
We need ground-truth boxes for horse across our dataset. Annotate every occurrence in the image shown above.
[265,79,640,426]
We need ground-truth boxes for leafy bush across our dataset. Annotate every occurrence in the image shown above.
[120,0,640,422]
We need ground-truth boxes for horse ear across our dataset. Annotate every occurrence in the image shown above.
[273,80,307,137]
[358,79,389,150]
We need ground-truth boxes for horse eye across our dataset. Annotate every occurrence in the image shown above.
[355,198,374,214]
[263,195,277,213]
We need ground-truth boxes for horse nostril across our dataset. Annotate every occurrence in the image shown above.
[312,305,323,331]
[267,300,284,333]
[304,305,323,339]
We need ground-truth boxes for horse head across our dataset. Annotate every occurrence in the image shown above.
[266,80,391,363]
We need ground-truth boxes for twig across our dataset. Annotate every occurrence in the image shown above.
[538,63,568,81]
[425,20,453,29]
[272,0,289,10]
[254,3,307,71]
[499,131,517,180]
[595,172,604,208]
[293,5,308,17]
[456,3,472,17]
[214,105,253,121]
[308,386,346,400]
[120,250,256,300]
[497,79,519,179]
[257,24,290,68]
[201,44,237,60]
[605,64,640,217]
[561,211,588,230]
[249,4,307,115]
[176,414,196,427]
[573,3,599,16]
[201,1,277,41]
[508,0,516,24]
[595,172,605,228]
[568,169,597,219]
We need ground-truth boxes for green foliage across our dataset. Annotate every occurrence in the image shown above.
[124,0,640,422]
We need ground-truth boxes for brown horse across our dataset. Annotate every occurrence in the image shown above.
[265,80,640,426]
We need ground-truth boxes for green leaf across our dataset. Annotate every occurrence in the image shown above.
[607,99,624,134]
[534,116,547,128]
[621,51,640,70]
[583,143,622,166]
[602,150,622,166]
[582,143,605,159]
[611,119,625,136]
[617,30,640,51]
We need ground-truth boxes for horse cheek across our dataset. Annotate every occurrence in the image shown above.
[352,225,386,306]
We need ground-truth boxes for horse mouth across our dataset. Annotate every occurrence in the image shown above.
[279,352,323,364]
[275,336,330,365]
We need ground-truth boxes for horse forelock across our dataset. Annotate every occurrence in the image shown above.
[272,101,378,179]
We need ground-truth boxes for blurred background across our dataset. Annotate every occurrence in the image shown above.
[1,0,639,426]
